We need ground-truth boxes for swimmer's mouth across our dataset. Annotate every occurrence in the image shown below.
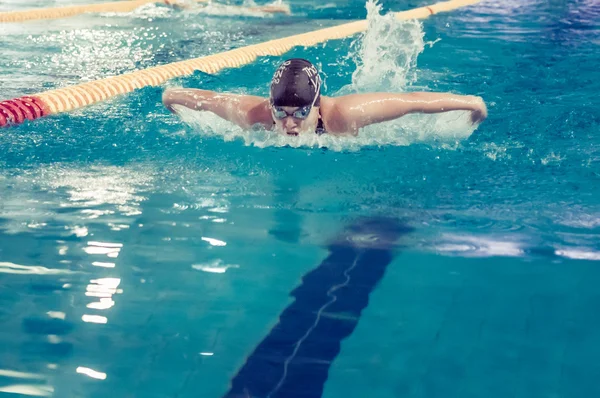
[286,132,299,137]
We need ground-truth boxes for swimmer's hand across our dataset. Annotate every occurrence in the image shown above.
[162,89,180,113]
[469,96,487,125]
[162,88,273,129]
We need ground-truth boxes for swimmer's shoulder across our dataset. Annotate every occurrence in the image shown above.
[244,96,273,129]
[319,96,357,136]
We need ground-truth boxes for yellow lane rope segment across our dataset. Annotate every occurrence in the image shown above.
[0,0,290,23]
[0,0,481,127]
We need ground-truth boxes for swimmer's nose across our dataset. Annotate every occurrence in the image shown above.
[283,117,297,129]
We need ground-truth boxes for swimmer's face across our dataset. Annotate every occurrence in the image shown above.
[271,105,319,136]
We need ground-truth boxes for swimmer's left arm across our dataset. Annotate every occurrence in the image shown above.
[329,92,487,134]
[162,88,272,129]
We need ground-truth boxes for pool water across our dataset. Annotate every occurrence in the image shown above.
[1,0,600,397]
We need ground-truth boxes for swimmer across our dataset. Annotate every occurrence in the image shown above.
[162,58,487,136]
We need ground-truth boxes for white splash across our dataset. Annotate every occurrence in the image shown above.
[345,0,426,92]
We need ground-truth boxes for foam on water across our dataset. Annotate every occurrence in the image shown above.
[110,0,286,19]
[344,0,425,93]
[99,3,174,19]
[195,0,288,18]
[176,0,478,150]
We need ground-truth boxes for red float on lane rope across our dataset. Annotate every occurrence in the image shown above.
[19,97,45,119]
[0,101,25,124]
[7,100,35,121]
[0,103,18,126]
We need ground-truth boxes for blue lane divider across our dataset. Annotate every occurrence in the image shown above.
[224,218,412,398]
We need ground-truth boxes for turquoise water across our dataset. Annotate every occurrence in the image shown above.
[1,0,600,397]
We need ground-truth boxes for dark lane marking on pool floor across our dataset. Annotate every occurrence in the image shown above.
[224,219,411,398]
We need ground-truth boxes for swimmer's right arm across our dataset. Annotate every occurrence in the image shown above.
[328,92,487,134]
[162,88,272,129]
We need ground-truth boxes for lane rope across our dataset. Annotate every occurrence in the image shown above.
[0,0,290,23]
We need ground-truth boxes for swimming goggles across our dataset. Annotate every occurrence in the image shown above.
[271,81,321,120]
[271,104,313,120]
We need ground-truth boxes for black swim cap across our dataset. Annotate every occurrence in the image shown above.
[270,58,321,107]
